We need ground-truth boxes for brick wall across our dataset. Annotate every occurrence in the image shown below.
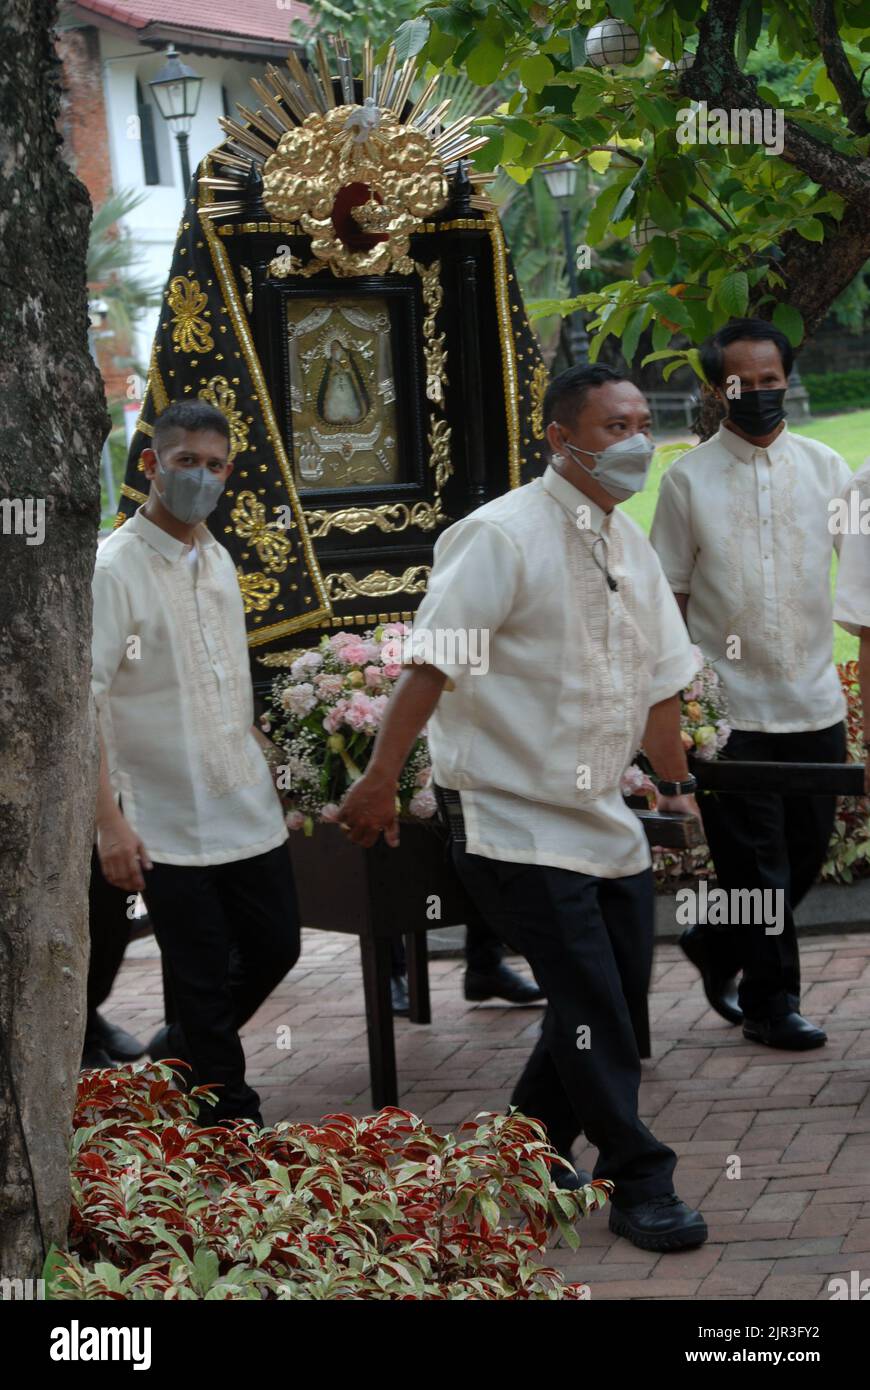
[57,26,112,209]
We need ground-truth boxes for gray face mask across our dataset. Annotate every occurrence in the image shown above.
[156,456,226,525]
[559,432,655,501]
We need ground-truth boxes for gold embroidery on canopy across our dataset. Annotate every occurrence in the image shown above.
[167,275,215,354]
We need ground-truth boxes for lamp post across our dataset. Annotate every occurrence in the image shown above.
[542,160,589,366]
[148,47,203,192]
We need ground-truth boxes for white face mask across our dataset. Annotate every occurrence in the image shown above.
[558,432,655,501]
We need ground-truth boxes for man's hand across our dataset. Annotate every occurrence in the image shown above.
[338,769,400,849]
[655,790,702,823]
[97,812,153,891]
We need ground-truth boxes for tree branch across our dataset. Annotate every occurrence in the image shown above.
[773,202,870,334]
[681,0,870,208]
[810,0,870,137]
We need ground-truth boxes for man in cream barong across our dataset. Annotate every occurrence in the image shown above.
[339,364,709,1254]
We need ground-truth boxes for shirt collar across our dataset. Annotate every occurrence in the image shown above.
[543,464,610,535]
[127,505,217,562]
[717,421,791,464]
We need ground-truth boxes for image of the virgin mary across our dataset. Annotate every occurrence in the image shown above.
[317,339,371,425]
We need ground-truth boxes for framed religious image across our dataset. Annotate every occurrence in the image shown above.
[275,280,427,498]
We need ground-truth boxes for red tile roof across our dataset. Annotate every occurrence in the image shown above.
[71,0,311,45]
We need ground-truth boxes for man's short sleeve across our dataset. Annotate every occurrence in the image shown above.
[92,563,132,706]
[650,467,695,593]
[406,517,520,681]
[834,466,870,635]
[647,557,701,706]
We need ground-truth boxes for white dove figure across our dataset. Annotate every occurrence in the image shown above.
[344,97,381,144]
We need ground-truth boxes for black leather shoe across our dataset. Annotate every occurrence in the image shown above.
[550,1161,594,1191]
[464,963,545,1005]
[92,1011,147,1062]
[390,973,409,1016]
[679,926,742,1024]
[743,1012,827,1050]
[147,1024,190,1064]
[81,1042,114,1070]
[609,1193,708,1251]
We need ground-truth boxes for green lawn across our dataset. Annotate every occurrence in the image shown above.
[623,408,870,666]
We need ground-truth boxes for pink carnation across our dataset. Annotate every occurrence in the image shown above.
[290,649,323,680]
[315,673,345,699]
[322,699,349,734]
[363,664,384,690]
[339,639,380,667]
[621,764,654,797]
[409,788,437,819]
[280,682,317,718]
[343,691,388,734]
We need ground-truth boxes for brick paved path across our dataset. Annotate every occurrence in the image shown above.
[109,930,870,1301]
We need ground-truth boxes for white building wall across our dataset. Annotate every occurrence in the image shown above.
[98,29,268,370]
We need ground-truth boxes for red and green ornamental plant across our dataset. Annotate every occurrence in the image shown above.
[46,1063,609,1300]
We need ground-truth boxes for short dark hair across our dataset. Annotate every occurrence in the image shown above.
[542,363,625,431]
[153,399,230,451]
[699,317,793,387]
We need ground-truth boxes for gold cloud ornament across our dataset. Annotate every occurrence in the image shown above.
[262,103,448,277]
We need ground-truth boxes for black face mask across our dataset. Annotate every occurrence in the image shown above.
[727,388,787,438]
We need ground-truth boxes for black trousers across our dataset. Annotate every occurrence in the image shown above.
[142,843,301,1123]
[698,721,846,1020]
[86,847,133,1041]
[452,841,676,1206]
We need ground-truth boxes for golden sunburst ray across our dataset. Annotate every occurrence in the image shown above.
[199,34,497,235]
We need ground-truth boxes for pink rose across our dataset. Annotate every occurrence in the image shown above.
[320,803,342,822]
[415,764,432,787]
[285,810,305,831]
[378,635,406,666]
[382,662,402,680]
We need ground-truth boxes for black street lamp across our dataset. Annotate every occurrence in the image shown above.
[148,47,203,192]
[542,160,589,366]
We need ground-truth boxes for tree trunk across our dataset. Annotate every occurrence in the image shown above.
[0,1,105,1277]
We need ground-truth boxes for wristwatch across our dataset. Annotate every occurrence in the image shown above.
[656,774,698,797]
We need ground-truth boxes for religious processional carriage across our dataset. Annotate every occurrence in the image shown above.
[116,37,863,1105]
[115,35,550,666]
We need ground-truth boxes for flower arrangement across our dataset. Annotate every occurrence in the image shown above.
[651,661,870,887]
[621,649,731,801]
[46,1063,608,1301]
[680,646,731,761]
[263,624,435,834]
[822,660,870,883]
